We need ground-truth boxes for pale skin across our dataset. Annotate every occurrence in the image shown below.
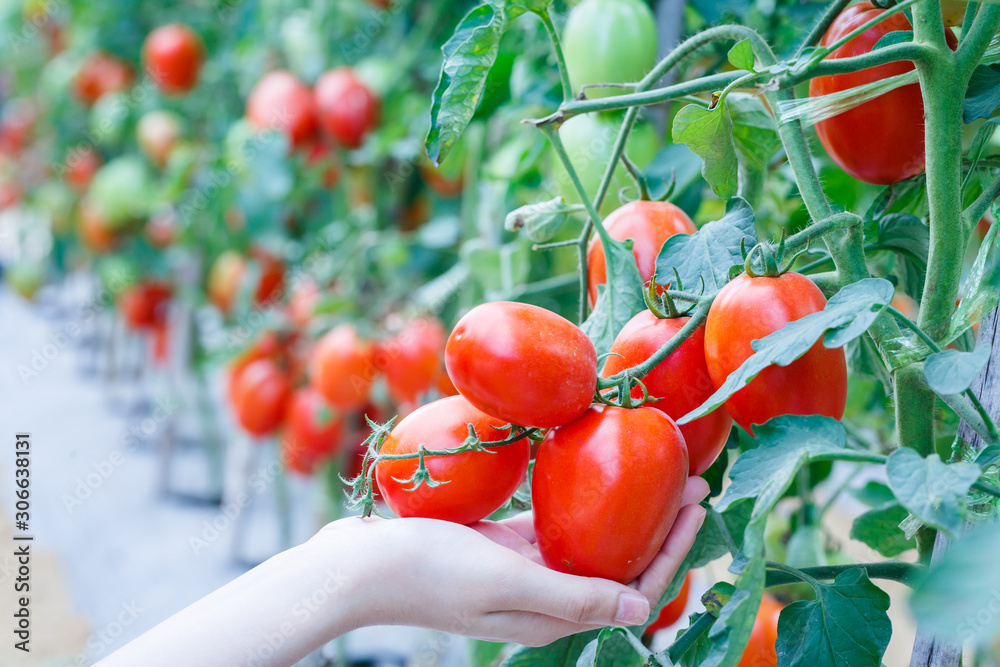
[97,477,709,667]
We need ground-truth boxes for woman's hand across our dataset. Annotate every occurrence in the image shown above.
[325,475,709,647]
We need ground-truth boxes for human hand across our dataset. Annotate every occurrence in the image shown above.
[324,475,708,647]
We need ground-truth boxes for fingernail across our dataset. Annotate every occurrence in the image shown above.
[615,592,649,626]
[697,507,708,531]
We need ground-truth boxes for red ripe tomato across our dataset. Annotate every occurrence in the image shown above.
[65,149,102,193]
[288,278,320,327]
[602,310,731,476]
[119,281,172,330]
[251,250,285,305]
[143,24,204,95]
[704,272,847,435]
[310,324,377,410]
[587,201,696,305]
[383,317,447,406]
[78,199,117,252]
[445,301,597,428]
[232,359,292,437]
[227,331,287,405]
[644,571,692,636]
[246,70,318,149]
[74,53,134,106]
[281,388,345,475]
[152,320,169,364]
[533,404,688,583]
[737,595,782,667]
[810,3,957,185]
[434,367,459,397]
[314,68,379,149]
[375,396,529,524]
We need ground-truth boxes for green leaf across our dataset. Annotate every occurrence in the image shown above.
[672,102,738,200]
[977,444,1000,469]
[685,499,753,571]
[680,279,894,424]
[872,29,913,50]
[886,448,982,537]
[875,213,928,300]
[655,197,757,293]
[427,2,529,166]
[675,613,714,666]
[727,39,755,71]
[469,639,507,667]
[850,481,896,508]
[576,628,649,667]
[945,222,1000,345]
[461,238,531,293]
[501,631,598,666]
[582,237,645,359]
[910,521,1000,643]
[964,64,1000,123]
[775,569,891,667]
[924,345,991,396]
[785,525,827,569]
[729,94,781,172]
[718,415,847,521]
[504,197,584,243]
[849,504,914,557]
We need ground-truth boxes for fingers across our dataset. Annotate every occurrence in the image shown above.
[473,610,606,647]
[634,503,707,602]
[470,520,545,565]
[497,511,537,543]
[682,475,711,506]
[500,560,651,628]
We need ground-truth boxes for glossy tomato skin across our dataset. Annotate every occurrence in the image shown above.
[78,199,117,252]
[587,201,696,305]
[233,359,292,437]
[375,396,529,524]
[143,24,204,94]
[282,388,345,475]
[314,68,379,149]
[562,0,657,99]
[383,317,446,406]
[704,272,847,435]
[446,301,598,428]
[810,3,956,184]
[309,324,377,410]
[602,311,731,476]
[533,405,688,584]
[737,595,782,667]
[119,281,172,330]
[644,571,692,636]
[74,53,133,106]
[246,70,318,149]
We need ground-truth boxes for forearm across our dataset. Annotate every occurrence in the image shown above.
[96,527,369,667]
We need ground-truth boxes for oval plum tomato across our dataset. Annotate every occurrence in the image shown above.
[281,388,345,475]
[119,281,172,330]
[74,53,133,106]
[314,68,379,149]
[434,367,459,398]
[250,248,285,305]
[602,310,731,476]
[65,148,102,193]
[310,324,377,410]
[142,24,204,95]
[227,331,289,406]
[445,301,598,428]
[644,571,692,636]
[77,199,117,253]
[375,396,529,524]
[208,250,247,314]
[382,317,446,406]
[137,110,183,168]
[246,70,318,149]
[704,272,847,435]
[232,359,292,437]
[562,0,656,99]
[737,595,782,667]
[587,200,696,305]
[533,404,688,583]
[810,3,957,185]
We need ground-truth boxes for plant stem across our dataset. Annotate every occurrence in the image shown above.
[664,612,715,663]
[794,0,854,58]
[964,171,1000,232]
[764,561,921,588]
[537,8,573,103]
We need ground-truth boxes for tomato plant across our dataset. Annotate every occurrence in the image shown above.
[382,317,447,407]
[375,396,529,524]
[136,110,183,168]
[309,324,376,411]
[644,571,691,636]
[314,68,379,149]
[736,595,782,667]
[246,70,317,149]
[231,359,292,437]
[119,280,172,330]
[282,388,345,475]
[74,53,133,106]
[532,404,688,584]
[445,301,597,428]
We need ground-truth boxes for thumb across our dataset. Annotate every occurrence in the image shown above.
[511,563,651,627]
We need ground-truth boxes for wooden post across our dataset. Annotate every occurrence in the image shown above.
[910,307,1000,667]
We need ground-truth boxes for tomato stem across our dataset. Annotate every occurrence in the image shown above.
[662,611,715,663]
[536,7,573,104]
[764,561,922,588]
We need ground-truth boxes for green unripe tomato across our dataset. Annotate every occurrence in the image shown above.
[549,113,659,216]
[562,0,657,99]
[89,92,131,148]
[5,260,46,301]
[88,156,154,229]
[33,181,75,236]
